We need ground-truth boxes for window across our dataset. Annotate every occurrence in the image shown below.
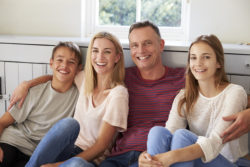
[82,0,189,41]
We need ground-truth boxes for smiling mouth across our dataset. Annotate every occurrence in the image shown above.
[195,69,206,72]
[137,55,150,60]
[96,62,107,66]
[58,70,69,74]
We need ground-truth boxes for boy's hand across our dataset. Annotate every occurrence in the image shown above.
[139,151,163,167]
[0,147,4,162]
[7,81,29,111]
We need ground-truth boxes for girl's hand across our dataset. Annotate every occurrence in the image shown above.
[7,81,30,111]
[138,151,163,167]
[154,152,174,167]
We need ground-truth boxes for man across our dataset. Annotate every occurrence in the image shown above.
[99,21,185,167]
[0,42,81,167]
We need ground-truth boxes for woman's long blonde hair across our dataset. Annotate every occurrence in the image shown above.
[84,32,125,95]
[177,34,229,116]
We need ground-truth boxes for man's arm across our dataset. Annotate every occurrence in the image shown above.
[0,112,15,162]
[7,75,52,111]
[221,108,250,143]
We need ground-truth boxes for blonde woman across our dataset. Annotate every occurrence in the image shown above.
[20,32,128,167]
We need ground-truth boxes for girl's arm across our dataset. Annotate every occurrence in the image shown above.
[8,75,52,110]
[154,144,204,167]
[139,144,204,167]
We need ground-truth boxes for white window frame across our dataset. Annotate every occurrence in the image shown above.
[81,0,190,41]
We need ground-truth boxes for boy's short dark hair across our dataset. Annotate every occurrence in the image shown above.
[129,20,161,38]
[52,42,82,65]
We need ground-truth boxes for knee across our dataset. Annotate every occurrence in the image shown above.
[148,126,166,139]
[173,129,189,138]
[61,157,94,167]
[56,118,80,132]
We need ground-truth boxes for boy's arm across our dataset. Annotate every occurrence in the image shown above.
[8,75,52,111]
[0,111,15,162]
[0,112,15,135]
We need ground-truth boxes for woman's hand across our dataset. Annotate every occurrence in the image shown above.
[138,151,163,167]
[7,81,30,111]
[41,162,61,167]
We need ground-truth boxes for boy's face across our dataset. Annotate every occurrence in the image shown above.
[50,47,80,84]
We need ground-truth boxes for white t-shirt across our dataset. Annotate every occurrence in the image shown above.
[165,83,248,163]
[74,71,129,161]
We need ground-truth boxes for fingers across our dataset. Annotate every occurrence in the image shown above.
[222,114,237,121]
[222,126,245,143]
[139,152,163,167]
[0,147,4,162]
[220,121,237,138]
[18,98,25,109]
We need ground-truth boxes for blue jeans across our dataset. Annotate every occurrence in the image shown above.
[147,126,250,167]
[25,118,95,167]
[99,150,141,167]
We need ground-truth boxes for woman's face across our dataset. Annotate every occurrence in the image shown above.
[91,38,120,75]
[189,42,221,84]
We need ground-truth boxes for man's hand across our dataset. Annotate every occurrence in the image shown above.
[221,108,250,143]
[138,151,163,167]
[7,81,30,111]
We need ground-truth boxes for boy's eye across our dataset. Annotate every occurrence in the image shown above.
[56,59,63,62]
[69,61,76,64]
[205,56,210,59]
[190,56,196,60]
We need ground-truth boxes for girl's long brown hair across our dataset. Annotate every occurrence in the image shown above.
[177,34,229,116]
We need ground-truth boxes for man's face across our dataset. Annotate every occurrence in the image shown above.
[129,26,164,71]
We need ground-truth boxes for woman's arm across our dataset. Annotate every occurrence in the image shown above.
[76,121,116,161]
[8,75,52,110]
[41,121,117,167]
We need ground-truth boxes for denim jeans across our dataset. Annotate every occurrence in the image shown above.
[99,150,141,167]
[25,118,95,167]
[147,126,250,167]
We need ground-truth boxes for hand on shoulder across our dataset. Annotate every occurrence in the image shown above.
[221,108,250,143]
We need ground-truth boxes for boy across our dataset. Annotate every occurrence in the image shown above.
[0,42,82,167]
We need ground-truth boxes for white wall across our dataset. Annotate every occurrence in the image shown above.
[0,0,249,43]
[188,0,250,43]
[0,0,81,37]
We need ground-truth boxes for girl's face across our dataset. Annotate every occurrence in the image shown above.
[91,38,120,75]
[189,42,221,84]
